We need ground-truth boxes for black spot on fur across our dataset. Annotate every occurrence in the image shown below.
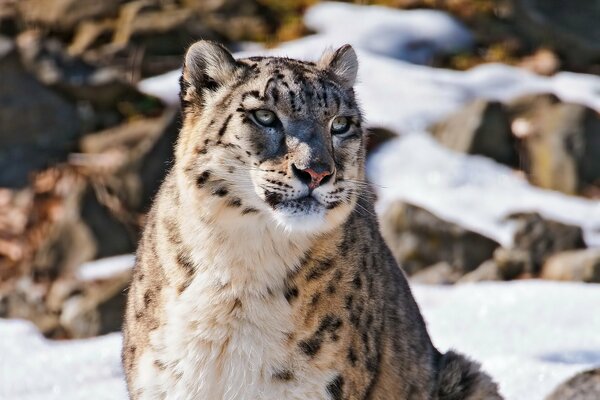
[273,369,294,381]
[212,187,229,197]
[227,197,242,207]
[217,114,232,137]
[347,346,358,366]
[176,252,195,277]
[298,337,322,357]
[327,375,344,400]
[143,290,153,306]
[306,259,334,281]
[242,207,259,215]
[284,286,299,302]
[196,171,211,187]
[264,191,282,207]
[352,274,362,289]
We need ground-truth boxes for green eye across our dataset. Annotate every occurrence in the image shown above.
[252,109,277,127]
[331,116,350,134]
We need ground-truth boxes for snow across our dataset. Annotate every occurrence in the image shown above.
[368,134,600,247]
[0,319,125,400]
[78,254,135,282]
[412,281,600,400]
[303,3,473,64]
[3,281,600,400]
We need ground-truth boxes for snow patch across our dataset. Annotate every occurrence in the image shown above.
[77,254,135,282]
[367,134,600,247]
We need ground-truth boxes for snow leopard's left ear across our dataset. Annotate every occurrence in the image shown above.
[182,40,239,92]
[318,44,358,88]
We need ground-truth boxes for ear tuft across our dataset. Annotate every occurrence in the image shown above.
[182,40,238,90]
[318,44,358,88]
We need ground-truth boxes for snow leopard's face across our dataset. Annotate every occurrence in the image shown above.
[178,41,366,233]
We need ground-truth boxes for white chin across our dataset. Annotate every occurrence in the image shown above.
[271,206,330,234]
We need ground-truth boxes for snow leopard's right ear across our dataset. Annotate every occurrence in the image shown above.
[180,41,238,104]
[318,44,358,88]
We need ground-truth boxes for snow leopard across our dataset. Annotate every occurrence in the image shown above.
[122,40,502,400]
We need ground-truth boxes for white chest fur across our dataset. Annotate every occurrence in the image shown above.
[133,191,336,399]
[134,278,334,400]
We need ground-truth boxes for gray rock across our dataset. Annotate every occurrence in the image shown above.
[509,94,600,195]
[510,0,600,68]
[16,0,121,31]
[541,249,600,283]
[380,201,500,276]
[546,368,600,400]
[0,37,81,188]
[431,99,517,167]
[410,262,462,285]
[493,247,532,280]
[458,260,502,283]
[76,109,179,257]
[508,212,586,274]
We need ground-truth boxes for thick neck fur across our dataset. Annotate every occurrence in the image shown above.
[165,164,328,300]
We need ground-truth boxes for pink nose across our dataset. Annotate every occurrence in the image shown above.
[302,168,333,189]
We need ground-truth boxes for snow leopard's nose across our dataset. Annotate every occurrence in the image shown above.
[292,164,334,190]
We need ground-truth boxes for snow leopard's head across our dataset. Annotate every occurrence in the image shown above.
[177,41,366,234]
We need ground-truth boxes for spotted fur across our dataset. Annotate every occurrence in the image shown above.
[122,41,502,400]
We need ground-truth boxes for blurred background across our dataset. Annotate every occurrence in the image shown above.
[0,0,599,399]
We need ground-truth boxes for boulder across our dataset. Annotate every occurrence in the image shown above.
[546,368,600,400]
[16,30,152,111]
[509,94,600,195]
[75,108,179,257]
[508,212,586,274]
[431,99,517,167]
[458,260,502,283]
[541,249,600,283]
[509,0,600,68]
[0,37,81,188]
[410,262,462,285]
[16,0,121,32]
[380,201,500,275]
[493,247,532,280]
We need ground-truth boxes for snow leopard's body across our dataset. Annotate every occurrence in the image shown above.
[122,41,502,400]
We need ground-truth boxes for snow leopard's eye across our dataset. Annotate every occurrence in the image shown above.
[331,116,350,134]
[252,109,277,127]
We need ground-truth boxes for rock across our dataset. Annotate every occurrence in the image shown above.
[458,260,502,283]
[509,0,600,69]
[16,0,121,32]
[186,0,278,44]
[16,30,152,111]
[508,212,586,273]
[493,247,532,280]
[546,368,600,400]
[410,262,462,285]
[60,255,133,338]
[509,94,600,195]
[1,255,133,338]
[380,201,500,275]
[74,108,179,257]
[541,249,600,283]
[431,99,518,167]
[518,48,560,76]
[0,37,81,188]
[96,2,222,78]
[366,127,399,155]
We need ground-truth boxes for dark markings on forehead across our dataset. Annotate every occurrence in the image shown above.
[241,90,261,102]
[217,114,232,137]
